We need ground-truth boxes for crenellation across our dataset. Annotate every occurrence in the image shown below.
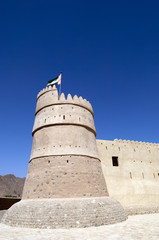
[2,84,127,228]
[36,87,94,115]
[111,138,159,147]
[73,95,80,105]
[79,96,83,101]
[59,93,66,101]
[67,94,73,101]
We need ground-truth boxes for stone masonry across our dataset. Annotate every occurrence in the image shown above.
[2,85,127,228]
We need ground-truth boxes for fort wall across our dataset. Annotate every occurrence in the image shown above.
[97,139,159,213]
[23,155,107,199]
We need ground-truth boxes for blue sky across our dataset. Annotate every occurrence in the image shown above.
[0,0,159,177]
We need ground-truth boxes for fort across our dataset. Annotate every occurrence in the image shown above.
[2,85,159,228]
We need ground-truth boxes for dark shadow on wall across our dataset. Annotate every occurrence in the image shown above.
[0,197,21,210]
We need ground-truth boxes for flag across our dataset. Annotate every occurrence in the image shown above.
[47,72,62,86]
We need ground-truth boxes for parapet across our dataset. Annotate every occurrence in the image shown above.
[113,139,159,147]
[36,85,93,115]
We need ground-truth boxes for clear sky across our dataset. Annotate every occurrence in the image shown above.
[0,0,159,177]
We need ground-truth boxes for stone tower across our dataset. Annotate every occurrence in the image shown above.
[2,85,127,228]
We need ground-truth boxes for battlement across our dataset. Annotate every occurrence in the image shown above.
[37,85,56,99]
[114,139,159,146]
[36,85,93,115]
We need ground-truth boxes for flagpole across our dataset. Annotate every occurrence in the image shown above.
[59,81,62,97]
[59,72,62,99]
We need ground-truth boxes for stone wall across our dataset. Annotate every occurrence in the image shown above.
[23,155,108,199]
[21,86,109,200]
[2,198,127,228]
[2,86,127,228]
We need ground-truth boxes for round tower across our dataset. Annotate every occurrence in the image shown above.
[2,85,127,228]
[23,85,108,199]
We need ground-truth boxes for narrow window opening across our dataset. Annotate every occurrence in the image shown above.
[79,117,80,121]
[134,149,136,152]
[48,160,50,163]
[153,173,155,178]
[63,115,65,120]
[142,172,144,179]
[158,173,159,177]
[112,156,119,166]
[130,172,132,179]
[106,146,107,150]
[67,160,69,163]
[44,119,46,123]
[118,147,120,151]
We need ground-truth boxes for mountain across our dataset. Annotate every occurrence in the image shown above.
[0,174,25,198]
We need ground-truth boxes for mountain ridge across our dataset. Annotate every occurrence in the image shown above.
[0,174,25,198]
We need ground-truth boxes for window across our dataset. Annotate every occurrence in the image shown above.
[112,156,119,166]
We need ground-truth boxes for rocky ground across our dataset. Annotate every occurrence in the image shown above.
[0,210,6,222]
[0,211,159,240]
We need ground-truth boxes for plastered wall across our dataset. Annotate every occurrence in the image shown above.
[22,86,108,199]
[31,87,98,160]
[97,139,159,207]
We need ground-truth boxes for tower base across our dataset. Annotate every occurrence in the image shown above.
[2,197,127,228]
